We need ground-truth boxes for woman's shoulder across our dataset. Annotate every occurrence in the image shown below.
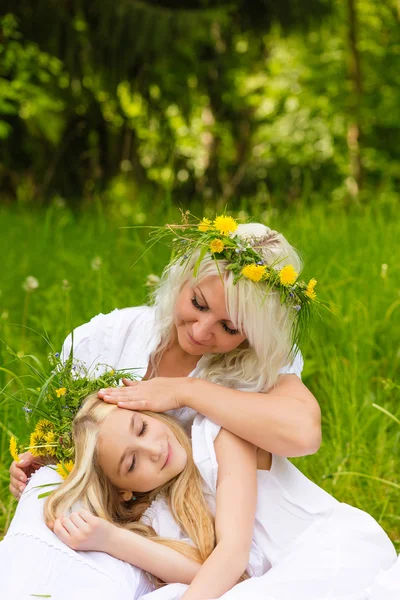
[278,347,304,379]
[60,305,155,370]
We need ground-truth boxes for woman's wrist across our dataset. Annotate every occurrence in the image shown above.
[179,377,209,410]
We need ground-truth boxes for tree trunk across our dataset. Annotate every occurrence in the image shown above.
[347,0,363,196]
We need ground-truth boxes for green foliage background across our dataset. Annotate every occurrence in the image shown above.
[0,0,400,551]
[1,0,400,208]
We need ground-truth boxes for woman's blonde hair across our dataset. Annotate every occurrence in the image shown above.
[44,393,215,586]
[151,223,302,392]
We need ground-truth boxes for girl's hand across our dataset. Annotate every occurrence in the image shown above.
[98,377,190,413]
[9,452,42,499]
[53,509,114,552]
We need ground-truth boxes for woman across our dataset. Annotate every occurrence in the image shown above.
[2,394,397,599]
[10,217,321,499]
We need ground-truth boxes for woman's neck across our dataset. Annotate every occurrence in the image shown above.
[147,327,200,379]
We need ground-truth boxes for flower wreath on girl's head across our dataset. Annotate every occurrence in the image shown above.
[9,349,137,483]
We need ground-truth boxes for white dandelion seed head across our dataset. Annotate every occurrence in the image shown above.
[23,276,39,292]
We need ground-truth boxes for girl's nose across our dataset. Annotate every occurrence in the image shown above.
[142,438,163,463]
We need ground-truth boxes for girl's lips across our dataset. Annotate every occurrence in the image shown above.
[163,442,172,469]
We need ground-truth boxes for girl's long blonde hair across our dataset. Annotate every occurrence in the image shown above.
[44,394,216,586]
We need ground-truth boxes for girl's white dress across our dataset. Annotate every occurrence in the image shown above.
[1,306,399,598]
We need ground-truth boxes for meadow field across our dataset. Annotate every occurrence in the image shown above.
[0,201,399,548]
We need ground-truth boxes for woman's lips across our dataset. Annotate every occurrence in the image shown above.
[187,332,204,346]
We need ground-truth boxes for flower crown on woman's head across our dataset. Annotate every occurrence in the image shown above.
[148,213,321,349]
[9,350,137,481]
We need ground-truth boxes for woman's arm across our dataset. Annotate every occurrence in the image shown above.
[53,509,201,584]
[183,374,321,457]
[181,428,258,600]
[102,373,321,457]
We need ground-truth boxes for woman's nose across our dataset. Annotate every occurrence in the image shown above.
[192,317,214,342]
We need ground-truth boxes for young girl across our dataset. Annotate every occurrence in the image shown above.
[1,394,397,599]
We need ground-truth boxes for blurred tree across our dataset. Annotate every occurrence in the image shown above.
[0,0,399,210]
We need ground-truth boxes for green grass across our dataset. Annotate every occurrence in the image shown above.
[0,201,399,548]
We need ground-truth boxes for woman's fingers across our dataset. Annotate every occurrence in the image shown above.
[100,387,139,404]
[122,378,139,387]
[9,452,37,498]
[97,379,138,401]
[118,400,148,410]
[9,482,21,499]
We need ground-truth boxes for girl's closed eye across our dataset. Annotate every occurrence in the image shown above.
[128,422,148,472]
[139,421,148,436]
[128,455,136,472]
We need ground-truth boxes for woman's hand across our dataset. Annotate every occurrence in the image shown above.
[9,452,42,499]
[53,509,115,552]
[98,377,191,412]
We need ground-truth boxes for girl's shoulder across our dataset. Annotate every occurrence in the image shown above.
[191,415,221,495]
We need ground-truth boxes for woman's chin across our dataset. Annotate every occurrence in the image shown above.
[178,330,208,356]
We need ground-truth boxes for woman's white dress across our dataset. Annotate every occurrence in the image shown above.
[134,415,398,600]
[0,306,399,598]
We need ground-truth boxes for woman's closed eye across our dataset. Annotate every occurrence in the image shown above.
[191,295,207,311]
[221,322,240,335]
[191,295,240,335]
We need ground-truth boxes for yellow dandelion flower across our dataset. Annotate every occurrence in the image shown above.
[214,215,238,235]
[305,278,317,300]
[56,460,74,479]
[56,387,67,398]
[29,430,48,457]
[242,264,267,282]
[198,218,213,232]
[279,265,298,286]
[35,419,54,435]
[44,431,57,456]
[9,436,19,463]
[210,239,225,254]
[109,369,115,376]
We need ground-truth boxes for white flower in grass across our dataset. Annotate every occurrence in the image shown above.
[91,256,102,271]
[380,264,388,279]
[145,274,161,288]
[23,276,39,292]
